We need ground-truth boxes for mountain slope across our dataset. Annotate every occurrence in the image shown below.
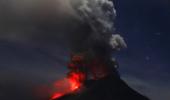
[56,75,149,100]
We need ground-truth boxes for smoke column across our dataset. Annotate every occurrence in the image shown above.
[0,0,126,53]
[68,0,127,60]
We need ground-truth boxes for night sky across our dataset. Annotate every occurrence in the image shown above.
[0,0,170,100]
[114,0,170,100]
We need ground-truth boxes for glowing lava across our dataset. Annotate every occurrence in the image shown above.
[51,93,64,100]
[68,72,85,91]
[50,72,85,100]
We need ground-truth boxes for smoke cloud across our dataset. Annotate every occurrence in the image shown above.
[0,0,126,52]
[0,0,79,44]
[68,0,127,59]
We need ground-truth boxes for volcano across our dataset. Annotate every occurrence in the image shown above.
[50,54,150,100]
[49,1,149,100]
[53,74,149,100]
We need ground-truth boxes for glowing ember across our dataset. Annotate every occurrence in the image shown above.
[50,72,85,100]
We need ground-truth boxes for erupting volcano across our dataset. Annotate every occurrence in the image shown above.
[50,53,112,100]
[49,53,150,100]
[50,52,121,100]
[48,0,149,100]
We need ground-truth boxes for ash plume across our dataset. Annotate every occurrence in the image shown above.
[0,0,126,51]
[69,0,127,59]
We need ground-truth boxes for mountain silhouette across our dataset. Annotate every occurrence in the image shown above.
[54,74,149,100]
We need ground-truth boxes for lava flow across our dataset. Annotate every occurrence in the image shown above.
[50,72,85,100]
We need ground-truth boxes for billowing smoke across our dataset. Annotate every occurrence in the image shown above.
[0,0,126,51]
[68,0,127,59]
[0,0,127,70]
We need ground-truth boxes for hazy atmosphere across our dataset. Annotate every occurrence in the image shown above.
[0,0,169,100]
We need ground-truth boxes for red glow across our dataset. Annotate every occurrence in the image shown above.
[50,72,85,100]
[51,93,64,100]
[68,72,85,91]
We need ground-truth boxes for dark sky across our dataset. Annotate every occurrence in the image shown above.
[0,0,170,100]
[114,0,170,99]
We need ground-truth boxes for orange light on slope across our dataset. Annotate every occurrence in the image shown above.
[50,72,85,100]
[51,93,64,100]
